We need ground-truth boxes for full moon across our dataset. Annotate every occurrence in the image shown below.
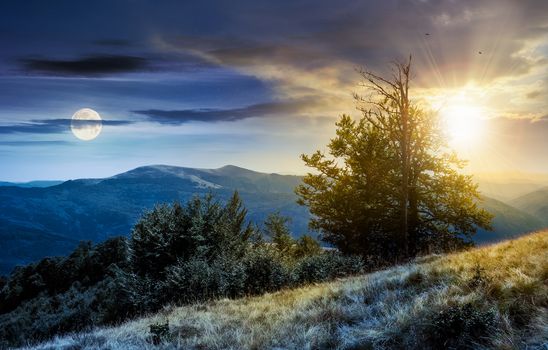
[71,108,102,141]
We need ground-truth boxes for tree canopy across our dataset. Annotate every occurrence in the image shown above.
[296,57,492,261]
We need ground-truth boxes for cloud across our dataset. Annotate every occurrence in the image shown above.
[154,0,548,119]
[0,140,72,146]
[20,55,147,76]
[0,119,133,134]
[133,99,317,124]
[533,114,548,122]
[526,90,542,99]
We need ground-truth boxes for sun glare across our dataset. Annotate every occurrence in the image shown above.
[425,84,491,151]
[442,104,485,147]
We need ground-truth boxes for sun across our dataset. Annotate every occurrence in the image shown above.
[441,103,485,148]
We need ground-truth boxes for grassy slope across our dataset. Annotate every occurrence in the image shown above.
[24,231,547,350]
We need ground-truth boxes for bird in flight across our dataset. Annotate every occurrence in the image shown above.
[479,51,483,54]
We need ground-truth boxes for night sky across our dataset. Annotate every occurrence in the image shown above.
[1,0,547,181]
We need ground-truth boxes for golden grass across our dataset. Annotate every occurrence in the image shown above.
[24,231,548,350]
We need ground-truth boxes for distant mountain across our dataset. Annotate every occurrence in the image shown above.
[475,172,548,202]
[0,165,308,275]
[0,180,64,188]
[475,196,546,244]
[477,182,544,202]
[511,187,548,225]
[0,165,544,275]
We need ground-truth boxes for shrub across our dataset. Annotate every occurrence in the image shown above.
[424,302,497,349]
[164,258,216,302]
[210,255,246,298]
[242,246,292,295]
[293,252,364,284]
[293,234,322,258]
[468,262,490,289]
[131,192,252,278]
[149,321,170,345]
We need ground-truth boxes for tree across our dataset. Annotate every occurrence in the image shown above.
[294,235,322,258]
[263,212,294,255]
[130,192,255,277]
[296,57,492,260]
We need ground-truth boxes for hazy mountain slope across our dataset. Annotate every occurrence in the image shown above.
[0,181,63,188]
[477,181,545,202]
[0,165,308,275]
[0,165,543,275]
[23,231,548,350]
[475,196,546,243]
[511,186,548,225]
[0,223,78,275]
[475,173,548,202]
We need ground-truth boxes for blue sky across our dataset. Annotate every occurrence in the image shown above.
[1,0,547,181]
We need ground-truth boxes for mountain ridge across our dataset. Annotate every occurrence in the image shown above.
[0,164,546,275]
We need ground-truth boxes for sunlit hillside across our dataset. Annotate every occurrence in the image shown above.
[24,231,547,350]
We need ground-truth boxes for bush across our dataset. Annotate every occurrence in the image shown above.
[294,235,322,258]
[424,302,497,349]
[242,246,292,295]
[293,252,364,284]
[149,321,170,345]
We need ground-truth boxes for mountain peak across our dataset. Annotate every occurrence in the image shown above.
[214,165,263,177]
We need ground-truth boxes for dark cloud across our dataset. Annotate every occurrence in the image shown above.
[133,99,315,124]
[0,119,133,134]
[20,55,147,76]
[162,0,548,90]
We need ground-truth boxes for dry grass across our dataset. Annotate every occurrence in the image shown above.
[22,231,548,350]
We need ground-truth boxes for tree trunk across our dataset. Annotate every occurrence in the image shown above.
[400,58,411,259]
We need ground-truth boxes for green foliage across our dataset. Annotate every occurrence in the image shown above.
[264,212,294,255]
[130,192,251,277]
[0,236,128,315]
[424,303,497,349]
[296,60,492,260]
[242,246,292,295]
[293,252,364,284]
[0,192,361,347]
[294,234,322,258]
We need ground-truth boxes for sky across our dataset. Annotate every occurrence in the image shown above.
[0,0,547,181]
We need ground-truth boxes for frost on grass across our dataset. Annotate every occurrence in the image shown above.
[22,230,548,350]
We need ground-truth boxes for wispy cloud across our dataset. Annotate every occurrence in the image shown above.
[133,99,317,124]
[0,140,72,146]
[0,119,134,134]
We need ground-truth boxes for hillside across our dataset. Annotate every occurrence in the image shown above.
[512,187,548,225]
[23,231,548,350]
[0,165,308,275]
[1,164,545,275]
[475,196,546,243]
[0,181,63,188]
